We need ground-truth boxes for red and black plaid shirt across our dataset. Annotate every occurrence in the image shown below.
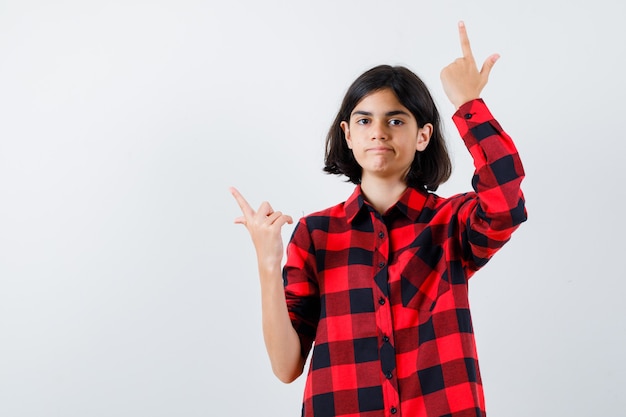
[283,99,527,417]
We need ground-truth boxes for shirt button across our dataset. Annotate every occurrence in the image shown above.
[378,261,385,268]
[378,297,386,305]
[464,113,473,119]
[382,336,389,342]
[390,407,397,414]
[385,371,393,379]
[378,231,384,238]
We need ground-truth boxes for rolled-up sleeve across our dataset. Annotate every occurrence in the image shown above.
[282,218,321,359]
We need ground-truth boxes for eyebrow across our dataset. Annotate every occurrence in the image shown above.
[351,110,411,118]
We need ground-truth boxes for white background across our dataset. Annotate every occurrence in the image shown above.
[1,0,625,416]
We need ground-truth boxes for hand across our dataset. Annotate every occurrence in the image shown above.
[230,187,293,271]
[440,21,499,109]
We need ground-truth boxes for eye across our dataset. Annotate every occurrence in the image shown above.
[356,118,370,125]
[389,119,404,126]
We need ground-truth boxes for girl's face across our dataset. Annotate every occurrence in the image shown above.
[340,88,432,184]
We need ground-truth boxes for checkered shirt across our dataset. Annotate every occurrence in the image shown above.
[283,99,527,417]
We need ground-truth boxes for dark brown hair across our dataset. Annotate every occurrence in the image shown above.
[324,65,451,191]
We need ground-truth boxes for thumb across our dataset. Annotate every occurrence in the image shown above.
[480,53,500,81]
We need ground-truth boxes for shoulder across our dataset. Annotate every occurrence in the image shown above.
[287,200,349,250]
[299,201,347,231]
[423,190,478,217]
[425,190,473,205]
[297,186,361,231]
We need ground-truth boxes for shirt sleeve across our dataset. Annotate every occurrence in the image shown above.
[282,218,321,359]
[452,99,527,270]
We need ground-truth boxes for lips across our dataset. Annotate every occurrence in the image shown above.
[367,146,393,153]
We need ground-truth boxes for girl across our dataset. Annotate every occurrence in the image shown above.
[231,21,526,417]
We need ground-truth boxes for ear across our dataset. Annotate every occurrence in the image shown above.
[416,123,433,152]
[340,121,352,149]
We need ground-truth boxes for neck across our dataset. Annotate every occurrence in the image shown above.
[360,175,408,214]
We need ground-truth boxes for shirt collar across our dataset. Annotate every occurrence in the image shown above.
[344,185,429,224]
[344,186,366,224]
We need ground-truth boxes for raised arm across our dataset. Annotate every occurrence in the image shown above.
[230,187,305,383]
[439,23,527,269]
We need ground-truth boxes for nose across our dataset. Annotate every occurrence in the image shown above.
[371,120,388,141]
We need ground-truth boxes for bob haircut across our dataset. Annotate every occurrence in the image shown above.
[324,65,452,191]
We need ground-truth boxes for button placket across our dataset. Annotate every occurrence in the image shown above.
[371,212,399,415]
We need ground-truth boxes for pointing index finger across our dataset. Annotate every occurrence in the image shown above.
[458,21,474,60]
[229,186,255,219]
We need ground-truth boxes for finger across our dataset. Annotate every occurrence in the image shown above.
[234,215,246,225]
[277,215,294,226]
[229,187,255,218]
[479,53,500,80]
[266,211,293,225]
[258,201,275,217]
[458,21,474,60]
[270,213,294,228]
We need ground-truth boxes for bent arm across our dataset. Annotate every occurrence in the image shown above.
[454,99,527,269]
[261,218,321,383]
[438,23,526,269]
[229,187,304,382]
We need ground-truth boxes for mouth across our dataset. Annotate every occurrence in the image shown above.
[367,146,393,153]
